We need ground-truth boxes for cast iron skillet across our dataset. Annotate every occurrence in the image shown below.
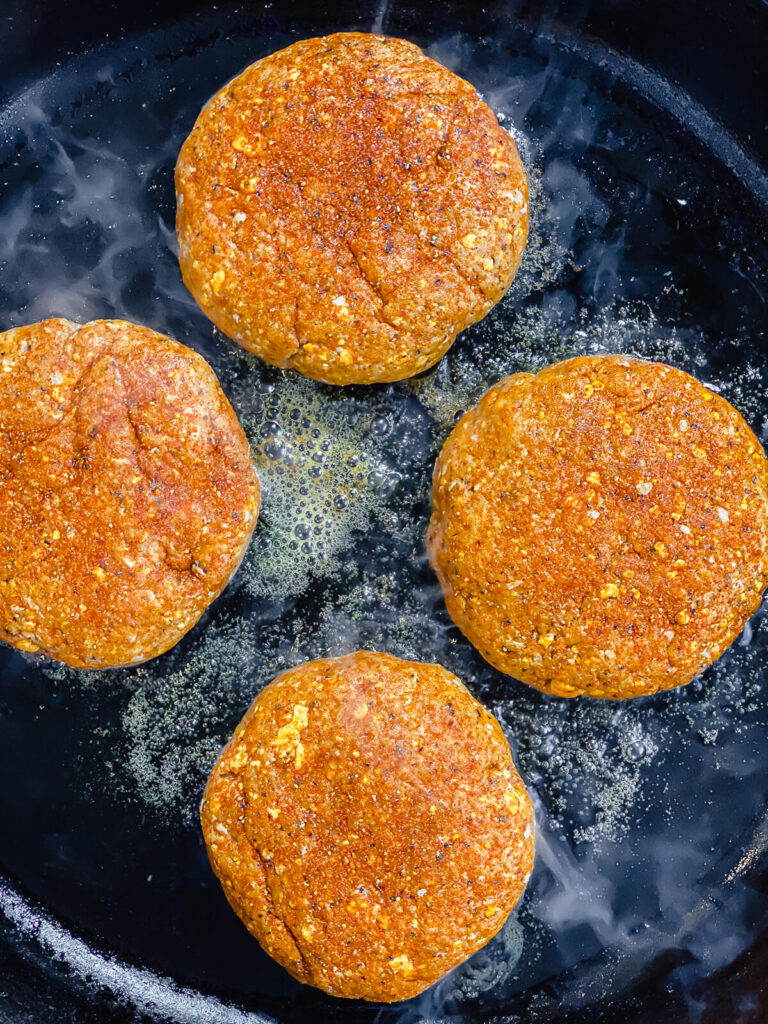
[0,1,766,1022]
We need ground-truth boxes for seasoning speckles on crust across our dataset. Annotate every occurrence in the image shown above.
[176,32,528,385]
[0,318,260,669]
[428,355,768,700]
[201,651,534,1001]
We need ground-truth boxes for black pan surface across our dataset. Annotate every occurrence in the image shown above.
[0,2,767,1022]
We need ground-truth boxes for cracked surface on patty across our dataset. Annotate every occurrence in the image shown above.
[428,355,768,699]
[175,32,528,385]
[0,318,260,668]
[201,652,534,1001]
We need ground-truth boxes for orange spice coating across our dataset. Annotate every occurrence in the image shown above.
[201,651,534,1001]
[428,355,768,699]
[176,32,529,385]
[0,318,260,669]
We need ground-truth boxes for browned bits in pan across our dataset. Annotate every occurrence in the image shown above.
[428,355,768,699]
[176,32,528,385]
[201,651,534,1001]
[0,318,260,668]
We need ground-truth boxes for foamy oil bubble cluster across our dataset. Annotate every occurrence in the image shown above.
[228,366,405,599]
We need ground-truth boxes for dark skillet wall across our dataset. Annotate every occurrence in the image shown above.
[0,0,766,165]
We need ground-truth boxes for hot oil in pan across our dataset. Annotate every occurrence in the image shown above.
[0,10,766,1023]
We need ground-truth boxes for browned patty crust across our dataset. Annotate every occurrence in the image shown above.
[428,355,768,699]
[176,32,528,385]
[201,651,534,1001]
[0,318,260,669]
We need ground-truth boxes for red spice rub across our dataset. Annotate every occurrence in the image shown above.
[428,355,768,699]
[176,32,528,385]
[0,318,260,668]
[201,651,534,1001]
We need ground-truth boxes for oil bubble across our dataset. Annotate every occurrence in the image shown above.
[624,740,647,763]
[263,440,285,460]
[370,415,391,436]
